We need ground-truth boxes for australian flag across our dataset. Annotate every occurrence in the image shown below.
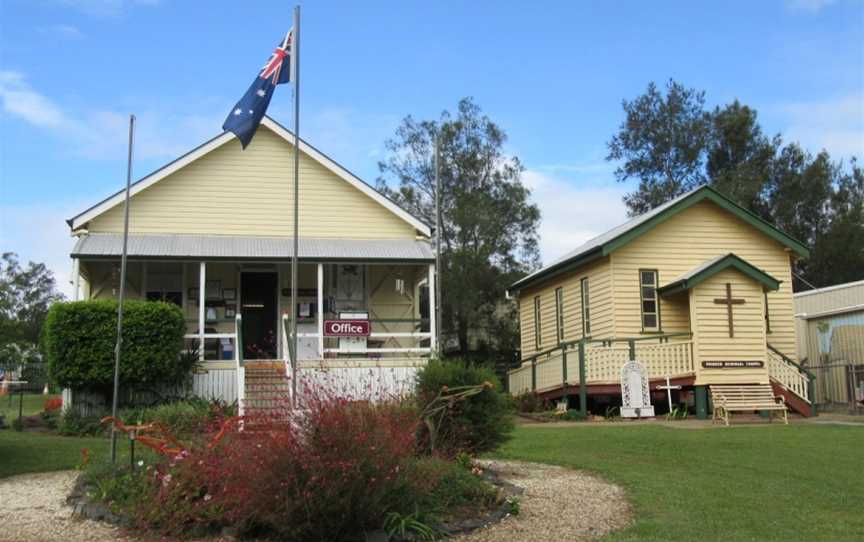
[223,29,293,148]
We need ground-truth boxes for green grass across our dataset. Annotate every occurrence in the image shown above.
[0,430,132,479]
[0,393,56,419]
[493,424,864,541]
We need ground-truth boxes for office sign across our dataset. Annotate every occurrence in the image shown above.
[324,320,370,337]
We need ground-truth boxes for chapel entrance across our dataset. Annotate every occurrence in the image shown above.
[241,272,278,359]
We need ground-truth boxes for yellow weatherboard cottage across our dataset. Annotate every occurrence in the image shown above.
[507,185,815,419]
[66,116,436,413]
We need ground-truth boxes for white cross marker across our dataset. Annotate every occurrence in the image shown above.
[655,375,682,412]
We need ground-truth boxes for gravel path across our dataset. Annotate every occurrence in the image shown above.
[0,471,127,542]
[453,460,631,542]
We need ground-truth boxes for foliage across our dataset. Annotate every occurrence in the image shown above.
[0,252,63,350]
[415,360,513,456]
[59,409,106,436]
[43,396,62,412]
[118,397,235,438]
[556,409,587,422]
[665,405,689,421]
[120,399,419,539]
[44,300,188,393]
[398,456,498,520]
[513,391,545,413]
[606,80,863,289]
[377,97,540,355]
[383,510,438,541]
[606,80,712,214]
[504,495,520,516]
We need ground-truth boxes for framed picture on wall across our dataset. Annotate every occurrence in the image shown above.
[225,304,236,318]
[205,280,222,299]
[223,288,236,300]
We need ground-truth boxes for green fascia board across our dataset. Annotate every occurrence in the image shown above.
[657,253,781,297]
[601,186,810,258]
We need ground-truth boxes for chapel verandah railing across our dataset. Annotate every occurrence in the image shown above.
[507,333,695,413]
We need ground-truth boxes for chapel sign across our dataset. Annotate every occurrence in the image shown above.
[701,360,764,369]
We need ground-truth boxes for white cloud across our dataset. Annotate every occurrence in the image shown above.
[785,0,836,13]
[0,71,68,128]
[37,24,85,39]
[0,70,221,160]
[0,202,89,298]
[776,93,864,159]
[522,169,629,265]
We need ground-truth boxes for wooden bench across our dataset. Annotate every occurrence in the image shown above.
[710,384,788,426]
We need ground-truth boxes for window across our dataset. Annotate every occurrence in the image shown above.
[580,278,591,337]
[555,287,565,344]
[764,292,771,333]
[533,296,542,349]
[640,270,660,331]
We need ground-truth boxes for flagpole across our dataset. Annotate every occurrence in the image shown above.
[111,114,135,462]
[290,5,300,405]
[434,133,442,353]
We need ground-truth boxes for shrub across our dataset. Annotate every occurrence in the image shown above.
[44,397,62,412]
[415,360,513,457]
[513,391,545,413]
[132,398,422,540]
[44,300,189,393]
[59,409,106,436]
[119,398,234,437]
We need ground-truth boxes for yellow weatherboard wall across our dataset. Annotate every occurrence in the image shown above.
[689,268,770,385]
[86,127,417,240]
[518,257,613,357]
[610,200,797,360]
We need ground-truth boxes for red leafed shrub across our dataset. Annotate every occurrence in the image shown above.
[43,397,62,412]
[135,396,421,540]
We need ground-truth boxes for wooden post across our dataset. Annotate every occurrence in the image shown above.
[561,347,568,406]
[198,262,206,362]
[578,341,587,416]
[628,339,636,361]
[428,263,437,352]
[317,263,324,359]
[531,358,536,391]
[71,258,80,301]
[695,385,708,420]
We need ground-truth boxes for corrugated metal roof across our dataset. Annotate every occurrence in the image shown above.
[72,233,434,261]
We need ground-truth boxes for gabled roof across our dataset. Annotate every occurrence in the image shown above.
[67,116,431,236]
[657,253,781,297]
[509,185,809,292]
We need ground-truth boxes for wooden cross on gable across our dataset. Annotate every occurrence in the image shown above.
[714,283,745,338]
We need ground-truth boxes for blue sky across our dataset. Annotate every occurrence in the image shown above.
[1,0,862,294]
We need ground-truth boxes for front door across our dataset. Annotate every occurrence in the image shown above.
[241,272,278,359]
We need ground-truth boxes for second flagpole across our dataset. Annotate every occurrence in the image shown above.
[290,5,300,405]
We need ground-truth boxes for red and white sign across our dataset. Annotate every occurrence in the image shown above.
[323,319,370,337]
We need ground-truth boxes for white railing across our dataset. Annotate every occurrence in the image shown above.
[235,314,245,417]
[508,338,695,394]
[767,348,811,403]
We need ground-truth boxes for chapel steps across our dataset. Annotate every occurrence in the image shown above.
[770,381,813,417]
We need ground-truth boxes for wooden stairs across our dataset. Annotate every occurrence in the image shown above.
[243,361,292,418]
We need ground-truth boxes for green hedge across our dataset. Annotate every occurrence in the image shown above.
[415,360,513,456]
[44,300,189,392]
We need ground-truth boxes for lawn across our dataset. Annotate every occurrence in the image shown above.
[493,423,864,541]
[0,430,131,479]
[0,393,57,420]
